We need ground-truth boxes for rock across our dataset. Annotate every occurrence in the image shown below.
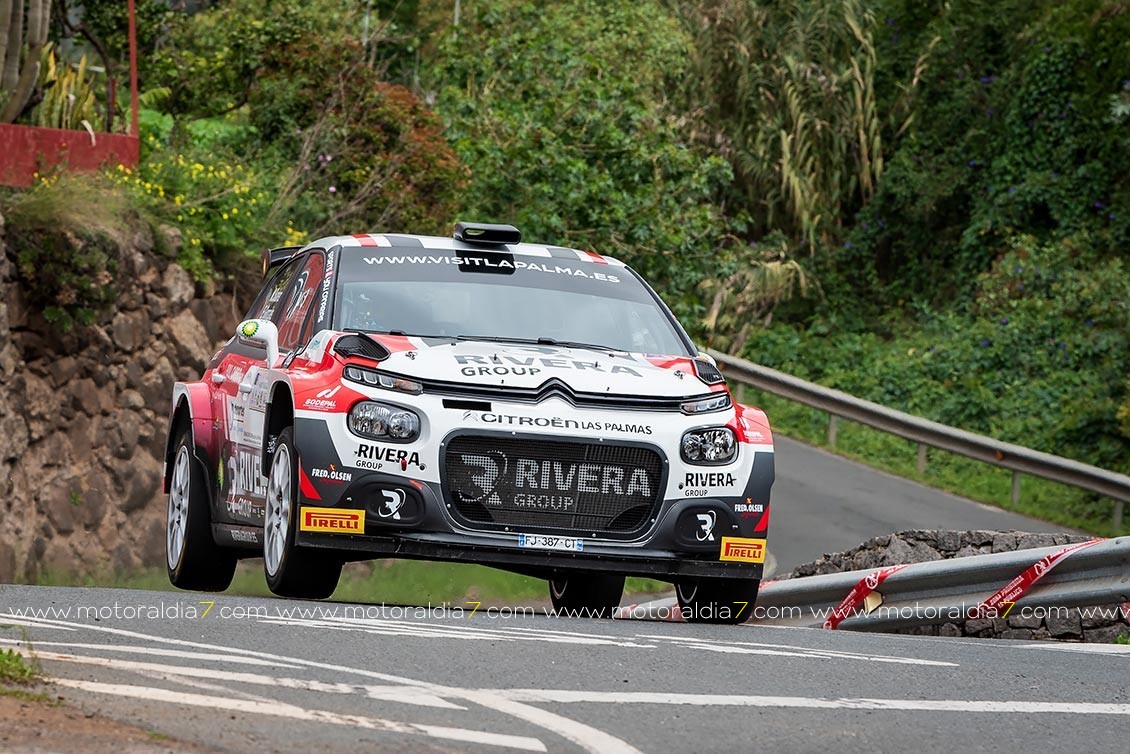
[999,628,1034,640]
[1081,604,1122,629]
[1045,609,1082,638]
[111,311,149,351]
[140,518,167,567]
[48,356,78,387]
[139,357,176,410]
[0,413,29,463]
[965,618,994,635]
[121,389,146,410]
[0,540,16,583]
[938,623,962,637]
[1007,613,1042,629]
[991,533,1018,553]
[163,263,195,310]
[117,452,163,513]
[882,536,940,565]
[102,414,140,460]
[1016,533,1058,550]
[1083,625,1129,644]
[934,530,962,552]
[38,481,79,535]
[166,309,213,371]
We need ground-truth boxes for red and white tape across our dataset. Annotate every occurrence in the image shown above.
[822,564,909,630]
[968,538,1105,621]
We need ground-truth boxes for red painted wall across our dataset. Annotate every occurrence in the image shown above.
[0,124,139,187]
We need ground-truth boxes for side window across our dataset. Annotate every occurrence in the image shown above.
[246,258,302,322]
[277,254,325,351]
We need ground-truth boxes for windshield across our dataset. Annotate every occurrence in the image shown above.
[334,246,691,355]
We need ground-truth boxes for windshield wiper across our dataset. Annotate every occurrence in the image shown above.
[347,328,456,340]
[456,334,622,354]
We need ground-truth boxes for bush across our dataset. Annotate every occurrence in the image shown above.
[746,234,1130,471]
[426,0,733,323]
[3,175,134,330]
[250,35,468,238]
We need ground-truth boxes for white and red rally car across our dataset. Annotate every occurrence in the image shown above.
[164,223,774,622]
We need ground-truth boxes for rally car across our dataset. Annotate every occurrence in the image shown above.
[164,222,774,623]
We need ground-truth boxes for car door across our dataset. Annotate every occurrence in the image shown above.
[211,256,304,525]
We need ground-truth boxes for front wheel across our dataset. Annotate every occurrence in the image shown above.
[263,427,342,599]
[548,573,625,618]
[675,577,760,625]
[166,431,237,591]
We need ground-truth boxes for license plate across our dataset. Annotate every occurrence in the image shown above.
[518,534,584,552]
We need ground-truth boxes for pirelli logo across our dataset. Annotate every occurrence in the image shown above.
[719,537,766,564]
[300,507,365,534]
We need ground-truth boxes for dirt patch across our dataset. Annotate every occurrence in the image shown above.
[0,689,213,753]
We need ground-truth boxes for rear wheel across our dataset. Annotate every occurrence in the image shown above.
[548,573,625,618]
[263,427,342,599]
[166,431,237,591]
[675,577,760,625]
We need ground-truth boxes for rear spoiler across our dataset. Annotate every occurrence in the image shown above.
[260,245,303,277]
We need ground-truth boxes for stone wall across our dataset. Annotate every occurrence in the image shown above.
[784,530,1130,642]
[0,212,244,582]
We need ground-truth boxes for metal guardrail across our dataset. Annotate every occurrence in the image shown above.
[710,350,1130,529]
[755,537,1130,631]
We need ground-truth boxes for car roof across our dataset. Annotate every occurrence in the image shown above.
[306,233,628,268]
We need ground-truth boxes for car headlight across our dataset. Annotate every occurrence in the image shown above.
[681,427,737,465]
[343,365,422,395]
[348,401,421,442]
[680,393,732,415]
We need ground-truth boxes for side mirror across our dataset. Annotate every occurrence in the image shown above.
[236,319,280,366]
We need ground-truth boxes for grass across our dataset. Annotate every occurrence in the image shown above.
[740,387,1129,538]
[0,648,38,685]
[1118,634,1129,645]
[38,560,669,605]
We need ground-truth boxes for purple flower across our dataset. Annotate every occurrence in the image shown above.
[1094,201,1104,209]
[1109,213,1116,221]
[980,338,991,347]
[328,186,337,193]
[968,160,977,167]
[1018,283,1025,290]
[1000,317,1009,325]
[1013,265,1023,272]
[1085,319,1094,327]
[1058,342,1066,350]
[1008,186,1016,194]
[980,76,995,84]
[844,241,853,249]
[1051,172,1058,179]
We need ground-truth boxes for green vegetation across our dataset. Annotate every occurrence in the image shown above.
[42,561,667,606]
[3,0,1128,536]
[0,648,38,685]
[1117,633,1130,645]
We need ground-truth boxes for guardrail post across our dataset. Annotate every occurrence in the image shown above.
[827,415,837,448]
[916,444,927,475]
[1114,500,1125,531]
[734,382,746,405]
[1011,471,1021,505]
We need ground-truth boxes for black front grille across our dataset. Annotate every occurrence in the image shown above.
[444,435,665,536]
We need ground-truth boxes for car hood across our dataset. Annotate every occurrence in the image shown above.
[373,338,708,398]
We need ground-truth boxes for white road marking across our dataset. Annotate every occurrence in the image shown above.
[499,689,1130,715]
[1,613,640,754]
[0,637,301,668]
[23,648,464,709]
[637,634,959,667]
[1017,643,1130,655]
[0,618,77,631]
[52,679,546,751]
[257,615,656,648]
[462,691,643,754]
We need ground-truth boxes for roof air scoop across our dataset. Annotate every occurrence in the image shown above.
[453,222,521,246]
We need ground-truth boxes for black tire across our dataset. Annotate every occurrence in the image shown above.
[263,427,342,599]
[548,573,625,618]
[166,430,237,592]
[676,577,760,625]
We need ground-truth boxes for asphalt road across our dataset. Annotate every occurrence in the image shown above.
[2,584,1128,754]
[770,437,1066,571]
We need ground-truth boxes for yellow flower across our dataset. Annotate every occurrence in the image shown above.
[222,213,229,220]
